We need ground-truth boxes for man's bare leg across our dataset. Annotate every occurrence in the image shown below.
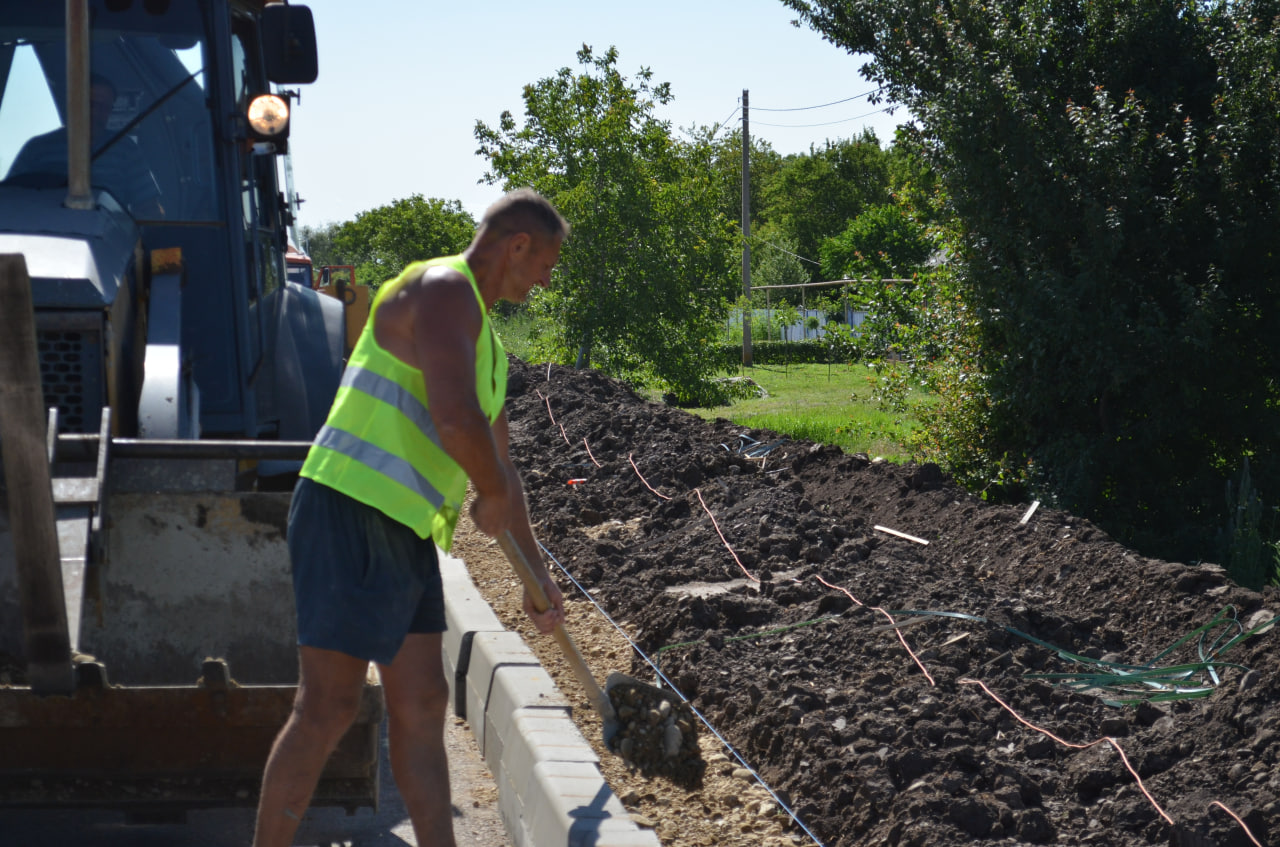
[379,632,456,847]
[253,645,370,847]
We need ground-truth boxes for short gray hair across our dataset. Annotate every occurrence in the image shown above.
[480,188,570,242]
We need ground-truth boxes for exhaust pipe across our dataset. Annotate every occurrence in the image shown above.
[65,0,93,211]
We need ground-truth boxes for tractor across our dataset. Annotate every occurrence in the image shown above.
[0,0,381,818]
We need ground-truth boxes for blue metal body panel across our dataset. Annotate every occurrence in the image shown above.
[0,187,134,310]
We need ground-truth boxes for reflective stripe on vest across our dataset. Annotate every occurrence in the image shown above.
[339,364,442,447]
[311,364,450,508]
[313,423,446,510]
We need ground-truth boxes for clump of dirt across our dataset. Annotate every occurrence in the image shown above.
[505,358,1280,847]
[607,673,704,788]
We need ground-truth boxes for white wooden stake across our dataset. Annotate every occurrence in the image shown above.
[874,525,929,546]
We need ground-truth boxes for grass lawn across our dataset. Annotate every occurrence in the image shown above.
[687,362,931,463]
[493,309,931,462]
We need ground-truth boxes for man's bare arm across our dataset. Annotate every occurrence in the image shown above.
[493,409,564,633]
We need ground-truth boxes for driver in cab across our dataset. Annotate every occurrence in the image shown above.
[6,72,164,218]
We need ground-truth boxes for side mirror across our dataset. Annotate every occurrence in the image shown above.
[261,4,318,84]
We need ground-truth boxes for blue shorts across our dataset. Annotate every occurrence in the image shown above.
[288,477,445,665]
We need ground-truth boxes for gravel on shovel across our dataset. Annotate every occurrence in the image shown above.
[606,677,705,787]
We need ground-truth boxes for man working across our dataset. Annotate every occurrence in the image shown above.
[254,189,569,847]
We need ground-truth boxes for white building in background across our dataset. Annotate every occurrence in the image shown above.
[728,306,870,342]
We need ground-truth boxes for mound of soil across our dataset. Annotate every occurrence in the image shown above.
[503,359,1280,847]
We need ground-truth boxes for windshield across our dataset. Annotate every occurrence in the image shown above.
[0,1,217,221]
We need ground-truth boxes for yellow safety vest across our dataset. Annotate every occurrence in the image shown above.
[300,255,508,550]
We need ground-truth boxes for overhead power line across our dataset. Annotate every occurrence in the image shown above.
[753,105,896,129]
[705,105,743,142]
[715,105,741,130]
[752,86,883,112]
[757,238,821,266]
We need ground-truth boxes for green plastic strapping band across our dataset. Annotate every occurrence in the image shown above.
[650,600,1277,706]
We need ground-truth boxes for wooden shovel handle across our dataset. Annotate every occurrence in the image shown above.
[497,531,615,720]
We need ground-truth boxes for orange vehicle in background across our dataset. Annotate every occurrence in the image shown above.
[285,246,368,359]
[313,264,368,359]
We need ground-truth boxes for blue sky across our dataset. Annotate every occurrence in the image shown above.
[288,0,912,229]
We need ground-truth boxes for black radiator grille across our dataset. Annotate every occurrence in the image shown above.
[37,328,103,433]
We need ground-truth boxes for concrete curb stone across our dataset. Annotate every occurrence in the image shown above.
[438,548,660,847]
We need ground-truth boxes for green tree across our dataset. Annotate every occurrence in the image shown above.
[330,195,475,287]
[885,126,945,227]
[773,301,800,343]
[298,222,338,267]
[474,45,738,401]
[784,0,1280,560]
[762,132,893,280]
[751,226,810,293]
[820,203,932,282]
[708,129,784,232]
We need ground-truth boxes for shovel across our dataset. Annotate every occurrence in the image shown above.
[497,530,623,746]
[497,531,706,781]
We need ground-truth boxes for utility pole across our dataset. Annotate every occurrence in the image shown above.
[741,89,752,367]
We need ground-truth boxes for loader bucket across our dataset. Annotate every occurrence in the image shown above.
[0,454,383,814]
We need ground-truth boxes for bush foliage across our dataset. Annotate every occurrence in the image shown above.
[787,0,1280,562]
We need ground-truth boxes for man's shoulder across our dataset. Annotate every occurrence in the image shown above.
[10,128,68,172]
[400,258,474,299]
[94,134,145,167]
[29,127,66,145]
[420,254,474,283]
[378,260,478,324]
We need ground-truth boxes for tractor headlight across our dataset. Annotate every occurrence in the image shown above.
[247,93,290,146]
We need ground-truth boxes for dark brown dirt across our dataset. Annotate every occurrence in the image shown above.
[505,358,1280,847]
